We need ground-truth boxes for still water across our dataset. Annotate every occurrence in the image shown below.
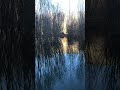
[35,37,85,90]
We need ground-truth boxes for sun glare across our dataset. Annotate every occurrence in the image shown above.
[52,0,84,12]
[51,0,79,14]
[36,0,85,16]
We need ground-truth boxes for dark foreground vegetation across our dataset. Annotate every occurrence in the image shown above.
[86,0,120,89]
[0,0,34,89]
[0,0,120,90]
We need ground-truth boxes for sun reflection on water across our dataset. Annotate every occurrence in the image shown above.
[60,37,79,53]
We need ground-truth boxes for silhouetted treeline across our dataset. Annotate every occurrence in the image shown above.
[35,10,85,56]
[67,11,85,49]
[35,12,64,41]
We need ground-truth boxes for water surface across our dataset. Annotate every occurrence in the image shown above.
[35,37,85,90]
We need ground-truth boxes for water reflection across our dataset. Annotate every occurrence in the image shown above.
[35,0,85,89]
[35,37,85,90]
[60,37,79,53]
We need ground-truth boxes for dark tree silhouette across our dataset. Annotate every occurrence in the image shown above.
[0,0,34,89]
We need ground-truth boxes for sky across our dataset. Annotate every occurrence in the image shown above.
[35,0,85,15]
[52,0,85,12]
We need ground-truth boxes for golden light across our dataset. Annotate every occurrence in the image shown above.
[60,37,68,53]
[62,15,67,34]
[69,42,79,53]
[51,0,85,34]
[60,37,79,53]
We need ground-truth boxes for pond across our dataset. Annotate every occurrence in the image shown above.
[35,37,85,90]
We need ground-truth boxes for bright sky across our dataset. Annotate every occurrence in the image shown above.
[36,0,85,15]
[52,0,85,14]
[51,0,78,14]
